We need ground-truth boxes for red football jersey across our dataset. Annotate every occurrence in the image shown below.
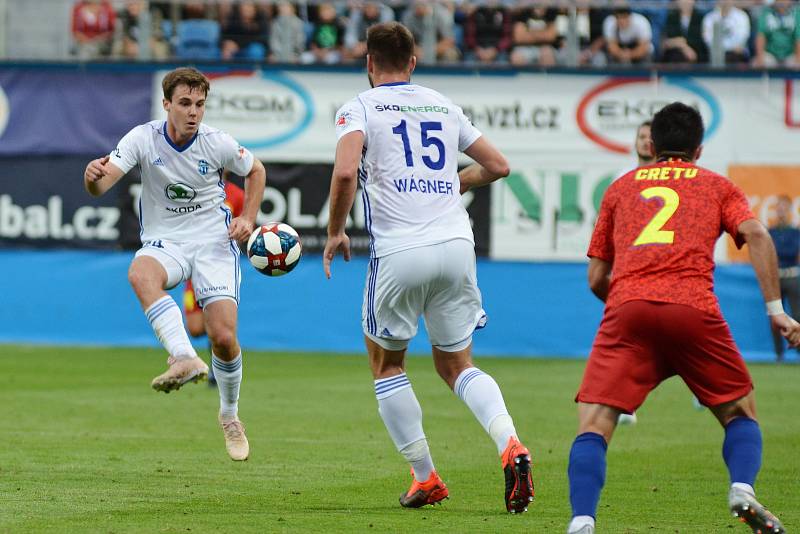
[224,180,245,218]
[588,160,754,315]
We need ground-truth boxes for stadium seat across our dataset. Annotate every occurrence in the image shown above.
[237,42,267,61]
[304,21,317,47]
[176,20,221,60]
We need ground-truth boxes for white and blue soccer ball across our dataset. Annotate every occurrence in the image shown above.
[246,222,302,276]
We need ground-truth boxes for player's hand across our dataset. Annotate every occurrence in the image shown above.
[771,313,800,347]
[85,156,110,183]
[323,232,351,279]
[228,217,255,242]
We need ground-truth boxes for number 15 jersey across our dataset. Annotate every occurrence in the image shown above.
[335,82,482,258]
[588,160,754,315]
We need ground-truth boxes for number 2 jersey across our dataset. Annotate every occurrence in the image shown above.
[588,159,755,315]
[335,82,482,258]
[109,120,255,243]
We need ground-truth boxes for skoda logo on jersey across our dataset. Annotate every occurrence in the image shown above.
[165,182,197,203]
[576,77,721,154]
[203,71,314,150]
[198,159,210,176]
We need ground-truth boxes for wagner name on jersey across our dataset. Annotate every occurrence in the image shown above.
[335,82,482,258]
[110,120,255,243]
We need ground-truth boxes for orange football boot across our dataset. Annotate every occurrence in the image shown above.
[399,469,449,508]
[501,436,534,513]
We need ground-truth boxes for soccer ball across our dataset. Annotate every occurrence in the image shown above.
[246,223,302,276]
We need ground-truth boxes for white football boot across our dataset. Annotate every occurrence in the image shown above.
[729,486,785,533]
[151,356,209,393]
[219,415,249,461]
[617,412,637,426]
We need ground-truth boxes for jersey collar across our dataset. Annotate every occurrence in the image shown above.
[163,121,198,153]
[378,81,411,87]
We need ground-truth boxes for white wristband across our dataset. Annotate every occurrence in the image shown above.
[766,299,785,316]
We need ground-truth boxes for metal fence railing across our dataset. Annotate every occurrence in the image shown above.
[0,0,796,70]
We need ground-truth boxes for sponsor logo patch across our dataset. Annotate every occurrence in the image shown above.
[165,182,197,203]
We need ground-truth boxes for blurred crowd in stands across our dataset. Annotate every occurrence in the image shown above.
[70,0,800,68]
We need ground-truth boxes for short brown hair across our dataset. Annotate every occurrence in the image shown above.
[367,22,415,72]
[162,67,210,101]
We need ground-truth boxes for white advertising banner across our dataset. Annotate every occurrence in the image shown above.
[152,69,800,260]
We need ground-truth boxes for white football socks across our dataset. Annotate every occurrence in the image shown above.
[375,373,435,482]
[731,482,755,495]
[145,295,197,360]
[454,367,518,454]
[568,515,595,533]
[400,439,435,483]
[212,352,242,420]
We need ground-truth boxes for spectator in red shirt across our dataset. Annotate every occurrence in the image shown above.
[71,0,116,59]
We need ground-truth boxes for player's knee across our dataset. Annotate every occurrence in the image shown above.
[208,326,237,353]
[713,399,757,426]
[433,361,468,389]
[577,422,614,443]
[128,260,165,294]
[127,265,150,293]
[577,403,620,443]
[372,361,404,379]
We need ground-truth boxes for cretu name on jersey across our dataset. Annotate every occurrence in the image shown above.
[635,167,699,181]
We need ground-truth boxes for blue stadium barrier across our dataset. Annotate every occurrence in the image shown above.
[0,250,781,361]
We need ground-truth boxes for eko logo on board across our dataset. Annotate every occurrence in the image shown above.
[576,77,721,154]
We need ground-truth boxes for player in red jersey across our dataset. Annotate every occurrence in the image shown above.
[566,103,798,534]
[183,177,246,385]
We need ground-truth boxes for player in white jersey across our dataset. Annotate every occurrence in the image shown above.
[323,22,534,513]
[615,119,656,428]
[83,67,266,461]
[634,120,655,167]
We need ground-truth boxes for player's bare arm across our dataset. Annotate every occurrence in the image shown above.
[587,257,612,302]
[84,157,125,197]
[740,218,800,346]
[323,130,364,279]
[229,159,266,242]
[459,137,510,194]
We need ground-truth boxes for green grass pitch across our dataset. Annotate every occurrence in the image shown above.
[1,345,797,533]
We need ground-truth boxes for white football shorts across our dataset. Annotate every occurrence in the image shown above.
[362,238,487,352]
[135,238,241,306]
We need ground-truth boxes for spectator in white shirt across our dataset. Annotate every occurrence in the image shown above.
[702,0,751,64]
[603,5,654,64]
